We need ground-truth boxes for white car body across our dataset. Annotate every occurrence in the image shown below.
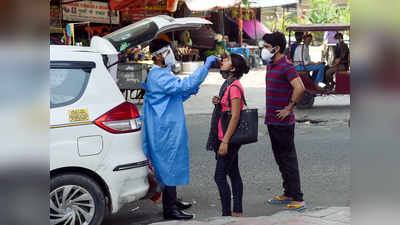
[50,45,149,214]
[49,16,212,225]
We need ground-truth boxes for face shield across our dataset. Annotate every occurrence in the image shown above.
[151,45,181,73]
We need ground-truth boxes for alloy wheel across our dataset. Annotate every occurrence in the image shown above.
[50,185,95,225]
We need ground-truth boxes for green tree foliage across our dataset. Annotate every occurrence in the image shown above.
[263,0,350,42]
[307,0,350,43]
[267,12,294,35]
[308,0,349,24]
[337,0,351,24]
[230,0,251,21]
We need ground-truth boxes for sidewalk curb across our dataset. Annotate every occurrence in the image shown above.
[149,207,350,225]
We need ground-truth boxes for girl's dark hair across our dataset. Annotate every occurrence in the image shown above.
[230,53,250,79]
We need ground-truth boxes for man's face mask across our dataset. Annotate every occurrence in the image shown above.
[161,46,177,66]
[261,47,276,61]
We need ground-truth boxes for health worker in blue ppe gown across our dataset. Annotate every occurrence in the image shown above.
[141,38,218,220]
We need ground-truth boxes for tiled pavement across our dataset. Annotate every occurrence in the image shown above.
[149,207,350,225]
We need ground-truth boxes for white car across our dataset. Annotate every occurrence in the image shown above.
[50,15,211,225]
[50,45,149,225]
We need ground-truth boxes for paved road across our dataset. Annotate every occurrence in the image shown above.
[104,67,350,225]
[103,114,350,225]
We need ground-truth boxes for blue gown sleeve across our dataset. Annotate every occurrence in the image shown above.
[182,87,199,102]
[155,65,209,96]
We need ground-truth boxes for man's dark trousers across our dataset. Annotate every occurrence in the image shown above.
[162,186,178,213]
[267,124,304,201]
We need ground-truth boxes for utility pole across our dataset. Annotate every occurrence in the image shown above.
[238,4,243,46]
[218,9,225,36]
[297,2,302,22]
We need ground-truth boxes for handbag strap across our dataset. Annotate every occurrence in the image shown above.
[227,84,247,108]
[219,78,236,98]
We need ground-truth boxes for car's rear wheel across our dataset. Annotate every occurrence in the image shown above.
[297,91,315,109]
[50,174,105,225]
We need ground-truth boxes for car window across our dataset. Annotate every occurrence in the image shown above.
[105,19,158,51]
[50,68,90,108]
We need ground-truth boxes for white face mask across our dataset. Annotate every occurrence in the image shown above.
[162,46,177,66]
[261,47,276,60]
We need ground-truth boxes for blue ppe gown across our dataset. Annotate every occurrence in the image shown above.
[141,65,209,186]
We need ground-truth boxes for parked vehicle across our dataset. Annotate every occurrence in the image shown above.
[50,45,148,225]
[50,15,211,225]
[287,24,351,108]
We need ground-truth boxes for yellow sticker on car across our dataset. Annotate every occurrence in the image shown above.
[68,109,90,122]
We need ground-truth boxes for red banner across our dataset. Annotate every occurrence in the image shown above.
[121,8,169,22]
[109,0,162,10]
[109,0,137,10]
[119,0,169,22]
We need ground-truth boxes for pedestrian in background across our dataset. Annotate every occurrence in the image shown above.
[325,32,350,89]
[261,32,307,211]
[293,33,325,90]
[288,31,304,61]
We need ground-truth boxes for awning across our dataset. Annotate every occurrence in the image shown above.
[109,0,167,10]
[109,0,242,12]
[242,20,270,40]
[247,0,299,8]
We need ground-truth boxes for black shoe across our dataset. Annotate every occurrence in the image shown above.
[164,209,193,220]
[176,200,192,210]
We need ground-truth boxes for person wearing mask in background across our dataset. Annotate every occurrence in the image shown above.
[142,38,218,220]
[207,53,249,217]
[288,32,304,61]
[325,32,350,89]
[261,32,307,212]
[293,33,325,90]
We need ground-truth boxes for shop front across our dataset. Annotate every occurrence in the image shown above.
[112,1,216,74]
[50,3,64,44]
[50,0,120,46]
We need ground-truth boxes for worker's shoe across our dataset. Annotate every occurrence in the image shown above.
[164,209,193,220]
[176,200,192,210]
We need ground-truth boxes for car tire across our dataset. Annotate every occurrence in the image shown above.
[50,173,106,225]
[297,91,315,109]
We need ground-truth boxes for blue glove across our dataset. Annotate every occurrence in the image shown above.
[204,55,219,69]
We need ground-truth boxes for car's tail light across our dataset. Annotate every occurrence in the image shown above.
[94,102,141,134]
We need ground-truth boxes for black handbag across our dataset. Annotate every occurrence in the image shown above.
[206,78,236,152]
[220,84,258,145]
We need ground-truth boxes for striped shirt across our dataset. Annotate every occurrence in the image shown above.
[265,56,299,125]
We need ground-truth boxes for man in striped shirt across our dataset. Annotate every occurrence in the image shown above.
[262,32,307,211]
